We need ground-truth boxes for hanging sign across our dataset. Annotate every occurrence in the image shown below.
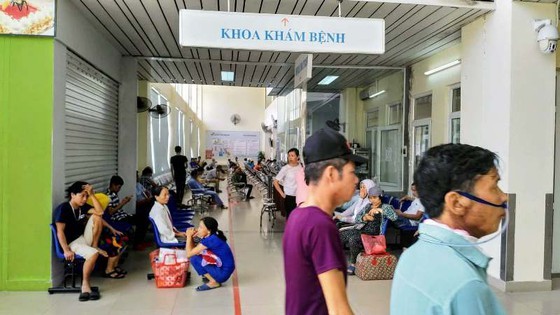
[179,10,385,54]
[294,54,312,88]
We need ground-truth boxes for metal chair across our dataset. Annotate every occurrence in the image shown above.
[48,224,99,294]
[260,197,278,229]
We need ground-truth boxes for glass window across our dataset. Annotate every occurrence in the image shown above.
[451,118,460,144]
[413,124,430,167]
[450,86,461,144]
[367,110,379,128]
[387,103,402,125]
[414,94,432,120]
[148,88,170,175]
[379,127,401,187]
[451,87,461,112]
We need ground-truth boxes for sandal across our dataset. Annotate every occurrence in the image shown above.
[115,267,128,275]
[196,283,221,291]
[347,265,356,275]
[79,292,90,302]
[103,270,125,279]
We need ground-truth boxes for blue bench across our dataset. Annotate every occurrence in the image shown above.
[48,224,99,294]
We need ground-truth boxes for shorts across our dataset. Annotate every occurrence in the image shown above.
[68,216,97,260]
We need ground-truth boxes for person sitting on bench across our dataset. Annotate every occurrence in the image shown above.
[394,183,425,228]
[187,169,228,209]
[53,182,118,301]
[232,165,254,200]
[149,186,186,243]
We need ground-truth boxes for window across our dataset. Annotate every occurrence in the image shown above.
[449,86,461,144]
[379,126,402,188]
[414,94,432,120]
[366,110,379,128]
[387,103,402,125]
[411,93,432,185]
[149,88,170,175]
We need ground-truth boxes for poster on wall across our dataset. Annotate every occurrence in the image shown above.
[0,0,55,36]
[206,130,261,159]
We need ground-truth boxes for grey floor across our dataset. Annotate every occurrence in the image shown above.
[1,190,560,315]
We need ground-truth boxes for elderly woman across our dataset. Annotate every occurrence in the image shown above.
[334,179,376,229]
[149,186,187,243]
[340,186,398,275]
[390,144,507,314]
[186,217,236,291]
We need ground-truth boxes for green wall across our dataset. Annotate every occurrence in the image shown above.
[0,36,54,290]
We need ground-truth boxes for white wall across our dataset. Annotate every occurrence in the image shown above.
[462,0,556,283]
[202,85,266,162]
[55,0,122,81]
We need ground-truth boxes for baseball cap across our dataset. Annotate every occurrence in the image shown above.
[303,128,368,165]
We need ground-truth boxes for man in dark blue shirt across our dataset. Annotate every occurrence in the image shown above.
[53,182,106,301]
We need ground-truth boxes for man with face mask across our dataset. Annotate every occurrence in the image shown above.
[390,144,507,315]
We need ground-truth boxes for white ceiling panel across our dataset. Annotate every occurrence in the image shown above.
[71,0,497,94]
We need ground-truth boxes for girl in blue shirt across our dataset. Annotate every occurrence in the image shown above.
[186,217,235,291]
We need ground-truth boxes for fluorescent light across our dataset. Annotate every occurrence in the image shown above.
[221,71,235,81]
[318,75,339,85]
[424,60,461,76]
[368,90,386,99]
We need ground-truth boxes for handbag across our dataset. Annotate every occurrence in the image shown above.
[149,249,189,288]
[361,234,387,255]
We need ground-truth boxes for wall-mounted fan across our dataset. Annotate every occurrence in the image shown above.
[149,104,170,119]
[261,122,273,133]
[231,114,241,125]
[326,118,346,132]
[137,96,151,113]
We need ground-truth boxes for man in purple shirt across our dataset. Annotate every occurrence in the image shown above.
[283,128,367,315]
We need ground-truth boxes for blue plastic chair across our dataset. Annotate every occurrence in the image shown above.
[48,224,98,294]
[149,217,185,248]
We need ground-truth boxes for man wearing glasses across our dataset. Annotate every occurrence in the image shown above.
[391,144,507,315]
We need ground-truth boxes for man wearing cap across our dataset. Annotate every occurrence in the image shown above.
[390,144,507,314]
[283,128,367,315]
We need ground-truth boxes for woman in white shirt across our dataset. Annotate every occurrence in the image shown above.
[149,187,185,243]
[273,148,302,219]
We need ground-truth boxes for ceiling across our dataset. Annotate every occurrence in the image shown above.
[73,0,495,94]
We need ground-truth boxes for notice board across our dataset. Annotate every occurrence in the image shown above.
[206,130,260,159]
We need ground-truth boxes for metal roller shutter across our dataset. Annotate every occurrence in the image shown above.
[65,51,119,191]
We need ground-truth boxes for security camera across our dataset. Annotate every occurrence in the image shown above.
[534,19,559,54]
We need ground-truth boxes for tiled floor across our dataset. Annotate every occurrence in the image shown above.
[2,192,560,314]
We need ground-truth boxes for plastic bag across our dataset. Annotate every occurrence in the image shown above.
[361,234,387,255]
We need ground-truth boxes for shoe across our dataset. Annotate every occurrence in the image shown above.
[220,205,228,209]
[196,283,221,291]
[79,292,90,302]
[90,290,100,301]
[103,270,125,279]
[248,196,255,199]
[217,190,223,193]
[347,265,356,275]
